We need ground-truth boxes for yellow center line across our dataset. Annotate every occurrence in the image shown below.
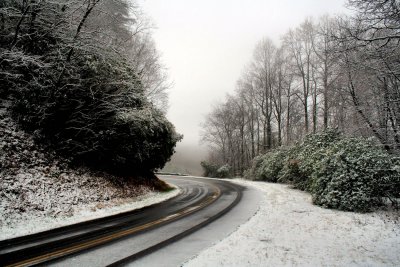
[7,186,221,267]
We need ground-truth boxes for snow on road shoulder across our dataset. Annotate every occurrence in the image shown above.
[0,109,182,241]
[184,179,400,267]
[0,186,180,241]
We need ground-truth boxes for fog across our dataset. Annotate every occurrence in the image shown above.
[138,0,349,175]
[162,143,208,176]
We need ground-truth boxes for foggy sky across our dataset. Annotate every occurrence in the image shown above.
[138,0,349,171]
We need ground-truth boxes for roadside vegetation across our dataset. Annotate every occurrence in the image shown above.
[0,0,180,230]
[200,0,400,212]
[245,130,400,212]
[200,161,231,178]
[0,0,180,178]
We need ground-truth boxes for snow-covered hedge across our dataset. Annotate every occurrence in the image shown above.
[216,164,231,178]
[201,161,231,178]
[311,137,400,212]
[245,148,287,182]
[10,55,181,176]
[245,130,400,212]
[278,129,341,191]
[200,161,219,177]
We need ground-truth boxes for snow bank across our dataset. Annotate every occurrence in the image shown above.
[185,179,400,267]
[0,109,180,240]
[1,187,180,241]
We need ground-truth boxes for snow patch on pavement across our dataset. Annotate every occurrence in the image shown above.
[184,179,400,267]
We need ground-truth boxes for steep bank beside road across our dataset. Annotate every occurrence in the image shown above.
[0,109,180,240]
[185,179,400,267]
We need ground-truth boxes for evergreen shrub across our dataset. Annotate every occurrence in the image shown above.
[245,129,400,212]
[311,137,400,211]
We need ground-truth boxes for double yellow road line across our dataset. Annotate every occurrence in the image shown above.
[7,187,221,267]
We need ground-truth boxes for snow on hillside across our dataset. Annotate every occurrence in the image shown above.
[185,179,400,267]
[0,109,179,240]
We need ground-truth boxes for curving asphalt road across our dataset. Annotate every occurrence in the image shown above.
[0,176,256,267]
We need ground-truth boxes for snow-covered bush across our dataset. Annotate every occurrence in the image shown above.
[311,137,400,212]
[201,161,231,178]
[1,1,181,179]
[244,129,400,212]
[278,129,341,190]
[11,55,181,176]
[201,161,219,177]
[216,164,231,178]
[103,107,181,173]
[385,157,400,200]
[244,154,266,181]
[246,149,287,182]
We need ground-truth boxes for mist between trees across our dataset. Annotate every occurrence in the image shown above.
[0,0,181,177]
[201,0,400,177]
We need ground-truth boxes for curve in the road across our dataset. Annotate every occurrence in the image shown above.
[106,177,243,267]
[0,176,243,267]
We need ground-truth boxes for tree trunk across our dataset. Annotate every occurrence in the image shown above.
[323,60,329,129]
[348,77,391,151]
[10,1,30,49]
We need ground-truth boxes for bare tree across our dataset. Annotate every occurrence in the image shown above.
[283,19,315,135]
[201,3,400,176]
[251,38,277,151]
[332,0,400,151]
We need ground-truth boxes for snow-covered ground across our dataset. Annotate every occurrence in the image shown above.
[185,179,400,267]
[0,107,180,240]
[1,186,180,241]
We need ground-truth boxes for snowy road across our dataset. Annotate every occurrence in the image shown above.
[3,177,395,266]
[0,176,254,266]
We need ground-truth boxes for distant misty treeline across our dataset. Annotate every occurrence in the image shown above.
[201,0,400,175]
[0,0,181,177]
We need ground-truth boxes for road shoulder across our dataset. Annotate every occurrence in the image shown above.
[184,179,400,267]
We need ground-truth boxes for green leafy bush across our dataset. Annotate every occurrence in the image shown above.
[244,154,266,181]
[246,149,287,182]
[216,164,231,178]
[244,129,400,212]
[201,161,231,178]
[385,157,400,200]
[10,54,181,175]
[278,129,341,191]
[1,1,181,178]
[311,138,400,212]
[201,161,219,177]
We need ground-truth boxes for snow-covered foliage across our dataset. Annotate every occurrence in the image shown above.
[245,130,400,212]
[216,164,231,178]
[0,109,160,232]
[201,161,231,178]
[278,129,342,190]
[311,137,400,212]
[0,0,180,176]
[200,161,219,177]
[0,0,181,238]
[244,148,287,182]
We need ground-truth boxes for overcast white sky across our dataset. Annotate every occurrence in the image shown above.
[139,0,349,151]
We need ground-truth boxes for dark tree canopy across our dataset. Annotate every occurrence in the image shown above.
[0,0,181,176]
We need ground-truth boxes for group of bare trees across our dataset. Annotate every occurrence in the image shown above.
[202,0,400,175]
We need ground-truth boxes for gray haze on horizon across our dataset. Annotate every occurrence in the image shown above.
[138,0,349,174]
